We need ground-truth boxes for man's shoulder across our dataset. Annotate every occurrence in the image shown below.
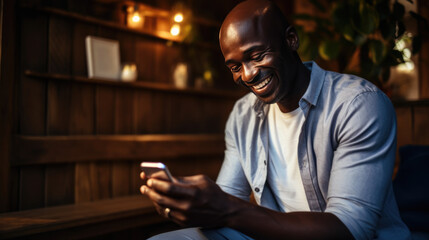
[321,70,387,106]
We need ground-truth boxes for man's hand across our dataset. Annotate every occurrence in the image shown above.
[140,172,233,227]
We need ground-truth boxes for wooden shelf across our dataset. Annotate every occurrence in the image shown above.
[21,5,218,49]
[25,71,244,99]
[14,134,225,166]
[0,195,165,239]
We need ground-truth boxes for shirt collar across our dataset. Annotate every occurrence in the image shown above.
[252,61,325,117]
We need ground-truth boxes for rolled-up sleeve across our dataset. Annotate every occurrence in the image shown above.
[325,91,397,240]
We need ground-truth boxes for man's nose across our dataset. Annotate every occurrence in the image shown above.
[242,63,258,83]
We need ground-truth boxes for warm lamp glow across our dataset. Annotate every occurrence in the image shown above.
[170,24,181,36]
[132,13,141,23]
[126,5,144,29]
[174,13,184,23]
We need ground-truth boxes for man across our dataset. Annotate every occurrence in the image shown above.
[140,0,411,239]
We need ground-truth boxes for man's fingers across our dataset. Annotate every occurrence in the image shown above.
[148,178,196,197]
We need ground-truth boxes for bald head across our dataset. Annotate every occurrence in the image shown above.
[219,0,290,52]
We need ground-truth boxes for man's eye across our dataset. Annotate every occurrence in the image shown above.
[251,53,264,61]
[230,65,241,72]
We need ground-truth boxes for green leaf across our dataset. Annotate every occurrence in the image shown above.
[318,40,340,60]
[356,1,379,34]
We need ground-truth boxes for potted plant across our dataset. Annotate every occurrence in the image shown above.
[294,0,428,92]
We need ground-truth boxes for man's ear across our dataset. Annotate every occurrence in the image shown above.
[285,26,299,51]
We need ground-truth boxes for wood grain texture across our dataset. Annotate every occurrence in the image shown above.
[19,166,45,210]
[18,12,49,211]
[413,106,429,145]
[395,107,413,148]
[14,134,225,165]
[19,14,48,135]
[0,0,17,212]
[70,84,95,203]
[418,0,429,99]
[0,195,164,239]
[45,164,74,206]
[48,16,72,74]
[72,22,96,76]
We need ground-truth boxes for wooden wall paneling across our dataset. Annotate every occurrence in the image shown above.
[156,43,181,84]
[45,14,76,206]
[418,0,429,99]
[18,12,48,210]
[171,94,204,134]
[15,134,225,165]
[72,22,97,76]
[135,40,157,82]
[89,162,113,200]
[413,106,429,144]
[45,70,74,207]
[46,80,71,135]
[48,16,72,75]
[394,106,413,177]
[45,164,74,206]
[395,107,413,148]
[96,86,116,134]
[146,92,165,134]
[115,88,135,134]
[69,83,95,134]
[202,97,235,134]
[71,83,96,203]
[160,93,173,133]
[112,161,132,197]
[19,12,48,135]
[94,86,115,199]
[1,0,17,212]
[112,88,135,197]
[9,168,20,211]
[130,160,142,196]
[117,32,136,64]
[19,166,45,210]
[134,91,152,134]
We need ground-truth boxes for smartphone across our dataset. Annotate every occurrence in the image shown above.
[140,162,173,182]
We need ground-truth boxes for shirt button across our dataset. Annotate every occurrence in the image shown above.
[255,187,260,193]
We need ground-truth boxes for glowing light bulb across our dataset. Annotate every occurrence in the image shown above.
[132,13,141,23]
[174,13,184,23]
[170,24,181,36]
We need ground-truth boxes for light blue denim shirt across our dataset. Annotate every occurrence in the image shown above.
[216,62,411,240]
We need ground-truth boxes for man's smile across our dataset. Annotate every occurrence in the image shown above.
[252,75,272,90]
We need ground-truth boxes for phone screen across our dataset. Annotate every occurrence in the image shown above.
[140,162,173,181]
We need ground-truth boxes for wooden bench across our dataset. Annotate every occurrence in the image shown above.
[0,195,177,239]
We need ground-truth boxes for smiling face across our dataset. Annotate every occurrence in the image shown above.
[219,0,300,104]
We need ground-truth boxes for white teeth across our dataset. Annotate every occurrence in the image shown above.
[254,76,271,90]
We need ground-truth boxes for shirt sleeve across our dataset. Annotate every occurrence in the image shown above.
[216,105,252,201]
[324,91,397,240]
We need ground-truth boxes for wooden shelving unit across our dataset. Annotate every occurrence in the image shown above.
[25,71,244,99]
[21,5,218,49]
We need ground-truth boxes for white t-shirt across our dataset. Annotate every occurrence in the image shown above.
[267,104,310,212]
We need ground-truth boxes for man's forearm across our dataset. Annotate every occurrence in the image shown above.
[223,195,354,240]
